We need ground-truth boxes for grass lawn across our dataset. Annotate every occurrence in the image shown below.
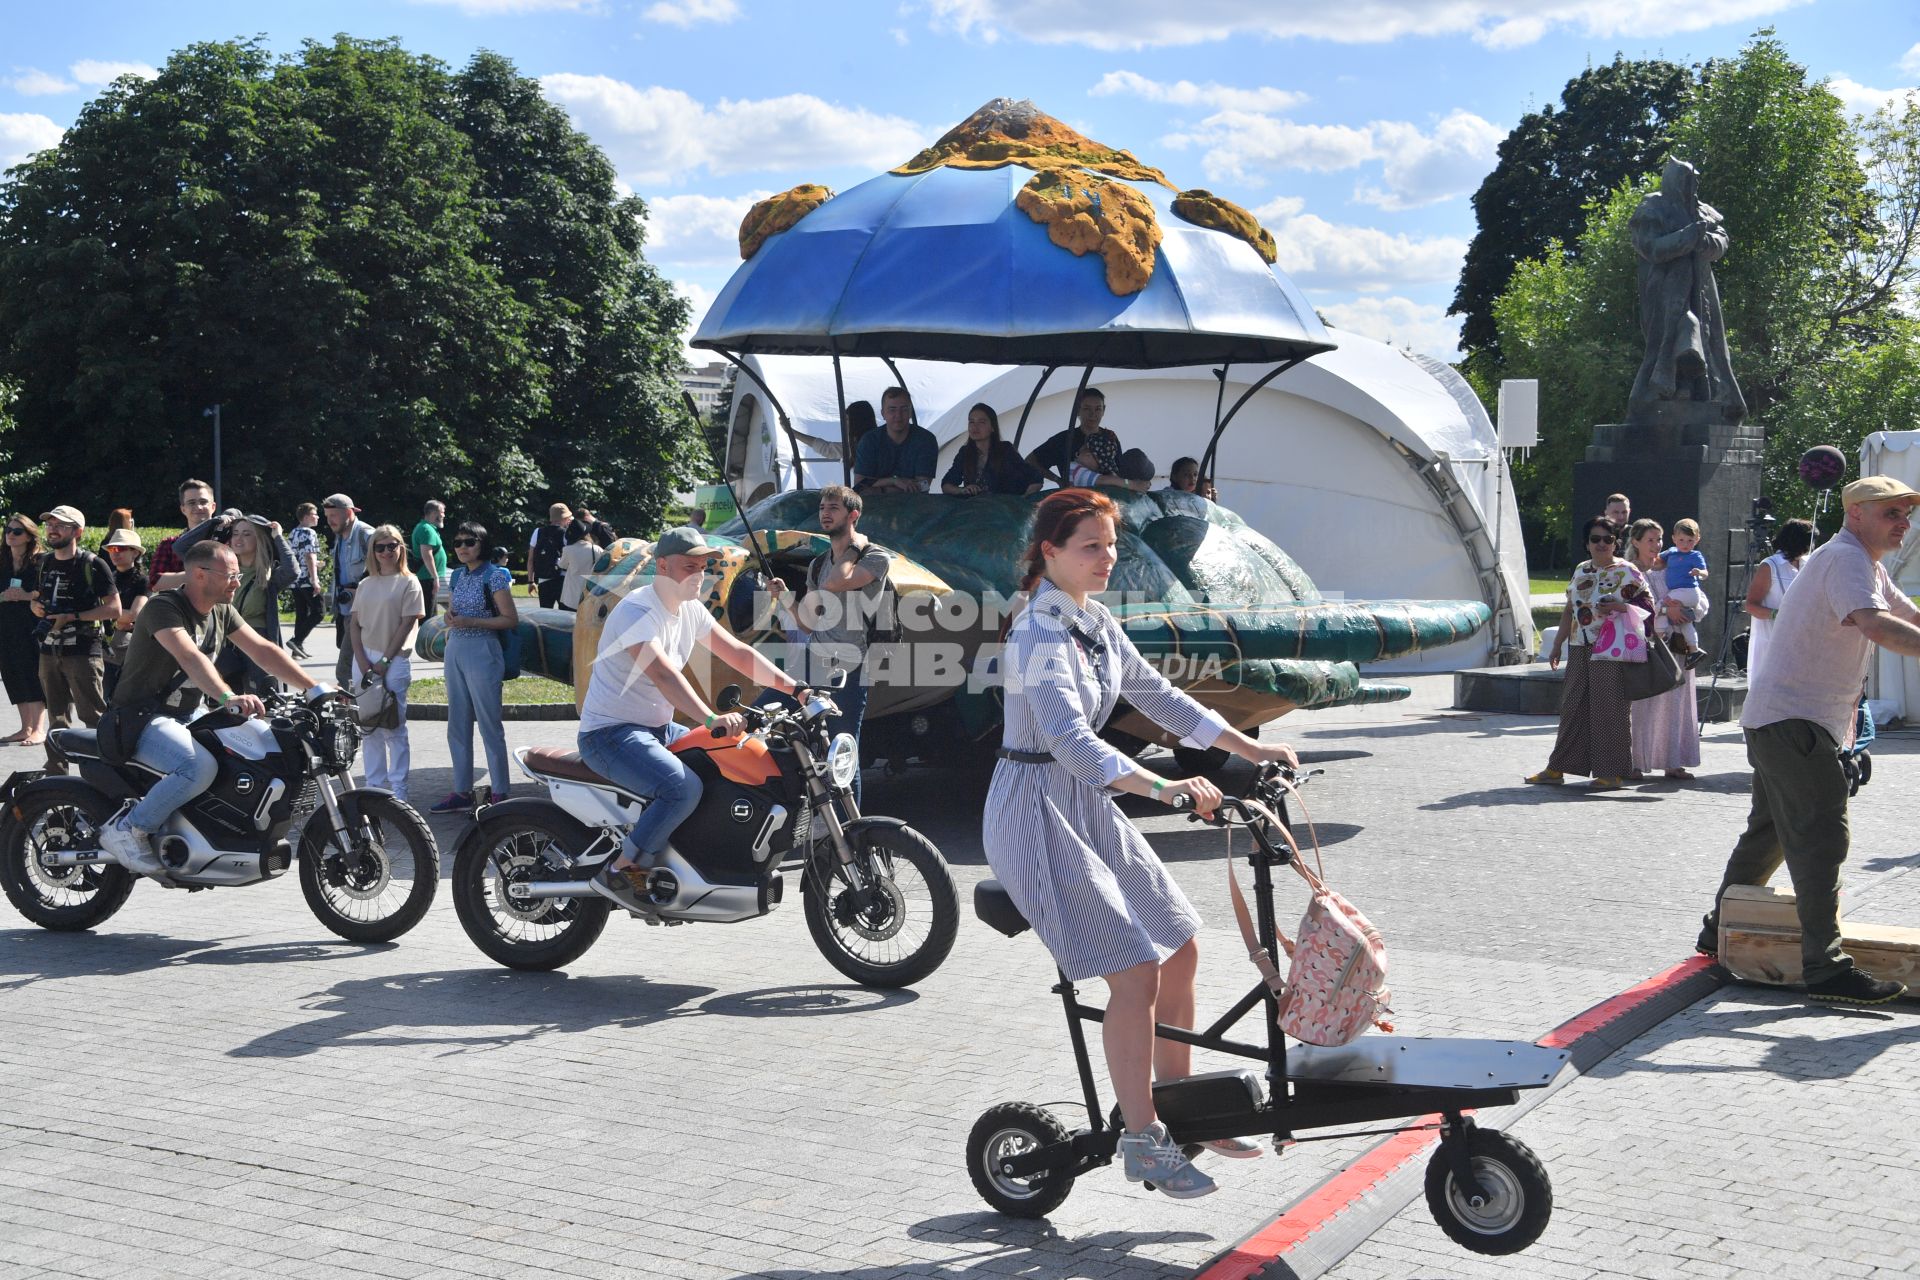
[408,675,574,706]
[1527,576,1567,597]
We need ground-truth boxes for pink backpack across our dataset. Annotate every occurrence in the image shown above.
[1226,784,1393,1048]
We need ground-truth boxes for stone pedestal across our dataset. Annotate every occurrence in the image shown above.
[1572,416,1764,657]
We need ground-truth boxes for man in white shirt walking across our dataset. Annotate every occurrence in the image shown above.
[1696,476,1920,1004]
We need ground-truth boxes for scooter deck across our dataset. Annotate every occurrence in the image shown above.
[1287,1037,1568,1092]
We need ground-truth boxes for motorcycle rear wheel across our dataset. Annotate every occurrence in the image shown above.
[298,790,439,943]
[452,812,609,971]
[1,786,134,931]
[803,819,958,988]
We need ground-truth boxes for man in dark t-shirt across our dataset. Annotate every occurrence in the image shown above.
[98,541,327,879]
[28,505,119,769]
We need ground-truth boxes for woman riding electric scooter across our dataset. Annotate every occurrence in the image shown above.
[983,488,1298,1200]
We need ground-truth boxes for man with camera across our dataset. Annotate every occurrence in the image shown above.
[323,494,373,687]
[27,505,120,771]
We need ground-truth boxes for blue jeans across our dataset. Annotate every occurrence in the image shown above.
[756,648,871,802]
[578,721,701,862]
[127,716,219,833]
[445,631,510,796]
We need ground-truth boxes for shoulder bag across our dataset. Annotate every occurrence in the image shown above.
[478,568,523,680]
[1224,779,1393,1048]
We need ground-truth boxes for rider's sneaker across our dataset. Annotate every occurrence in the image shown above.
[98,813,165,878]
[1806,966,1908,1006]
[428,791,475,814]
[1198,1135,1265,1159]
[1118,1122,1217,1199]
[588,864,657,916]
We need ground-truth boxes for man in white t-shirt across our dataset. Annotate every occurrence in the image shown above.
[1696,476,1920,1005]
[575,526,797,908]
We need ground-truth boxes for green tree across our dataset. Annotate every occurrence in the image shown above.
[0,37,696,538]
[1451,55,1692,356]
[1483,31,1919,552]
[0,379,45,514]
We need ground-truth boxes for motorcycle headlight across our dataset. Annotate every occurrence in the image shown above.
[827,732,859,788]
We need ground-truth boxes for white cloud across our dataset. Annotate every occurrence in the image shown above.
[0,113,63,169]
[1318,295,1461,360]
[1356,110,1506,209]
[540,74,924,184]
[7,68,75,96]
[643,0,741,26]
[891,27,911,45]
[1268,213,1467,292]
[1902,44,1920,78]
[68,60,158,85]
[407,0,599,14]
[1091,70,1306,113]
[926,0,1810,50]
[1168,108,1500,209]
[1252,195,1304,220]
[1828,75,1918,119]
[646,190,773,265]
[674,279,717,363]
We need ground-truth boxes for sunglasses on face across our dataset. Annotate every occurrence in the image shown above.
[373,543,401,553]
[195,566,243,583]
[1588,534,1616,544]
[3,527,25,536]
[452,537,479,547]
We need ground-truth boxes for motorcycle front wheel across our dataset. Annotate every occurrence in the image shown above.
[803,818,958,988]
[1,785,135,931]
[298,790,439,943]
[452,811,609,971]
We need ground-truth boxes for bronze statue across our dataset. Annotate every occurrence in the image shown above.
[1627,157,1746,426]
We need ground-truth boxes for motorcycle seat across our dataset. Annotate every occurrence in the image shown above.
[50,728,100,759]
[973,879,1031,939]
[522,747,617,788]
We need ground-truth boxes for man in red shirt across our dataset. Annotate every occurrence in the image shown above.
[147,479,218,592]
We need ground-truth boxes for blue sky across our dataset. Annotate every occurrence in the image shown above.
[3,0,1916,361]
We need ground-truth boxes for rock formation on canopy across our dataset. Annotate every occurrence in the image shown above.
[1171,189,1278,265]
[738,184,834,260]
[891,97,1175,187]
[1014,170,1163,296]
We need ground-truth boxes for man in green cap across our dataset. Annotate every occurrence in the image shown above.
[574,526,799,910]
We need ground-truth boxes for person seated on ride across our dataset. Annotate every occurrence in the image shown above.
[1025,388,1150,494]
[852,386,938,495]
[941,402,1043,497]
[97,540,328,878]
[575,526,800,910]
[984,489,1299,1200]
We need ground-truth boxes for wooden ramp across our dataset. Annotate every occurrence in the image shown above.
[1719,884,1920,992]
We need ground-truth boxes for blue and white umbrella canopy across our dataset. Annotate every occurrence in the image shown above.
[691,163,1333,369]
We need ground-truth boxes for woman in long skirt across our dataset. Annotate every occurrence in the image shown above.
[1529,515,1653,791]
[983,489,1298,1201]
[1626,519,1701,779]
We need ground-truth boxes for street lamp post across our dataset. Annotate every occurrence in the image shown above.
[203,404,222,506]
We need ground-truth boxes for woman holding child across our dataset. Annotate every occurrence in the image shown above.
[1626,519,1700,780]
[1529,516,1654,792]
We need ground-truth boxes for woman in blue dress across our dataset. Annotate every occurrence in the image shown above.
[984,488,1299,1200]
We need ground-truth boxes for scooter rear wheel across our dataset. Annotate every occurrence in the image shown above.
[1,786,134,931]
[452,812,609,971]
[967,1102,1074,1218]
[1423,1127,1552,1255]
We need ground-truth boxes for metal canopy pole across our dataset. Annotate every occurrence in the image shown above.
[831,350,851,486]
[1011,364,1058,450]
[715,348,808,491]
[1199,358,1302,482]
[1210,363,1231,453]
[1047,361,1098,486]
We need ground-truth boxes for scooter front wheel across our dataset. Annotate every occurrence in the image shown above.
[452,812,609,971]
[298,791,439,943]
[1423,1127,1552,1256]
[967,1102,1075,1218]
[802,819,958,988]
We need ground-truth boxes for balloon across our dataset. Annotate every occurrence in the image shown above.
[1798,445,1846,490]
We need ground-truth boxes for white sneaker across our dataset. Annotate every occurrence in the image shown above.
[98,814,164,878]
[1117,1122,1217,1199]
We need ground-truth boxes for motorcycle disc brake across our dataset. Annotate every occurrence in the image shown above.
[833,873,908,942]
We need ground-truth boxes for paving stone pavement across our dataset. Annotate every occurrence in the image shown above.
[1,644,1916,1279]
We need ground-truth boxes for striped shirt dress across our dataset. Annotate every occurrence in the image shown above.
[983,582,1231,981]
